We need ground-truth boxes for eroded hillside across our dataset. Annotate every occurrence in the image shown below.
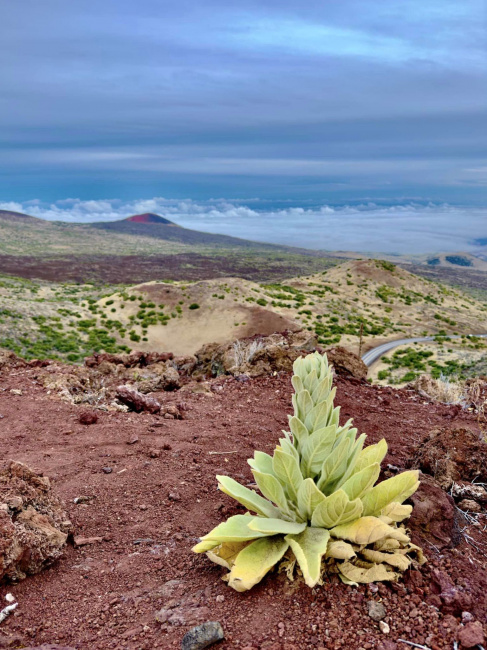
[1,260,486,366]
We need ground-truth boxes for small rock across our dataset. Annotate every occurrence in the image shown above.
[457,621,485,648]
[367,601,386,622]
[462,611,474,624]
[73,496,94,504]
[73,536,103,547]
[181,621,224,650]
[149,449,161,458]
[379,621,390,634]
[452,481,487,504]
[78,410,98,425]
[126,435,139,445]
[102,467,113,474]
[457,499,482,513]
[164,412,175,419]
[168,492,181,502]
[9,389,22,396]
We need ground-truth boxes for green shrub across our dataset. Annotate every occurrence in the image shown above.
[189,303,200,310]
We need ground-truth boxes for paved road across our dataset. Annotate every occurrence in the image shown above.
[361,334,487,367]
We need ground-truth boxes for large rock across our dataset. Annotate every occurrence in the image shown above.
[325,346,368,380]
[408,427,487,489]
[0,350,26,372]
[408,473,462,548]
[0,461,71,582]
[134,363,181,393]
[194,330,317,378]
[115,385,161,413]
[85,350,173,368]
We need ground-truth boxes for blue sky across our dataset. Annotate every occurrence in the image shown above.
[1,1,486,251]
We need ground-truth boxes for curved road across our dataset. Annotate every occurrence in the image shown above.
[361,334,487,367]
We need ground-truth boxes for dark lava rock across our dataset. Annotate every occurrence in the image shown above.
[115,385,161,414]
[0,461,71,582]
[408,473,463,548]
[78,410,98,425]
[431,569,473,616]
[181,621,225,650]
[457,620,485,648]
[367,600,386,621]
[325,346,368,380]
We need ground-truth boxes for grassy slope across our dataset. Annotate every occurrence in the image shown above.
[1,259,486,368]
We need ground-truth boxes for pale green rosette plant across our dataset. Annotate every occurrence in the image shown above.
[193,352,424,591]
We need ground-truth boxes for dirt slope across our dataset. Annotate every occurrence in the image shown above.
[0,362,485,649]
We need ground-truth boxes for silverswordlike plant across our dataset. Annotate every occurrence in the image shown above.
[193,352,424,592]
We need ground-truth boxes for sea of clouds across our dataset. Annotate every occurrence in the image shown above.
[1,198,486,256]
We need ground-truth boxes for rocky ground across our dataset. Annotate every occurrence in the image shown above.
[0,352,486,650]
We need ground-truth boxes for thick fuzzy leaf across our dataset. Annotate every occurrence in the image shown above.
[217,475,280,518]
[192,538,221,553]
[301,425,336,476]
[305,390,336,432]
[328,405,341,428]
[248,451,275,476]
[285,527,330,588]
[272,449,303,503]
[374,538,401,551]
[296,390,313,421]
[201,514,274,543]
[382,526,410,544]
[296,478,327,521]
[248,517,307,536]
[206,541,250,569]
[227,536,290,592]
[325,540,356,560]
[380,502,413,523]
[334,434,367,489]
[338,560,397,584]
[252,470,293,517]
[361,471,420,517]
[330,516,397,545]
[311,489,363,528]
[279,438,300,461]
[361,548,411,571]
[352,439,388,475]
[303,368,319,395]
[293,357,308,381]
[317,437,351,492]
[288,416,309,447]
[340,463,380,501]
[291,375,304,394]
[311,373,332,404]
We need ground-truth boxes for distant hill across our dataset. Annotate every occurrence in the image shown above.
[90,213,283,249]
[0,209,41,222]
[124,213,175,225]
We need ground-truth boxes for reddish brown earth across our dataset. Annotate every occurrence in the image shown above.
[0,253,335,284]
[124,214,174,225]
[0,366,486,649]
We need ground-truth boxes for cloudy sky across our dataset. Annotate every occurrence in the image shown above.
[1,0,486,252]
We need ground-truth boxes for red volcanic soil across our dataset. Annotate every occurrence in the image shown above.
[0,366,486,649]
[124,213,174,225]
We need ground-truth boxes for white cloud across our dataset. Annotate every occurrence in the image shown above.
[1,198,486,255]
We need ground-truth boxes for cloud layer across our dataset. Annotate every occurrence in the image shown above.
[1,0,486,203]
[2,198,486,255]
